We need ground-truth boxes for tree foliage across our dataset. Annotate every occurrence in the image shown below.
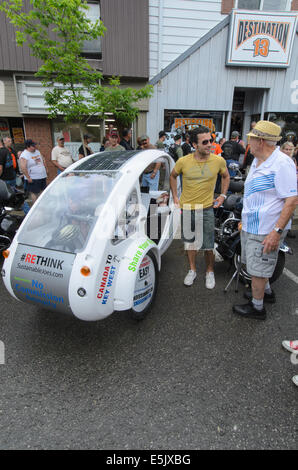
[0,0,153,127]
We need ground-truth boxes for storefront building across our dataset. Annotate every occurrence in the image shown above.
[147,7,298,144]
[0,0,149,182]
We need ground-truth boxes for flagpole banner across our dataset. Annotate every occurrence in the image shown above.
[226,9,297,68]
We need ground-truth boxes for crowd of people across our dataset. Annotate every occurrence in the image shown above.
[1,120,298,386]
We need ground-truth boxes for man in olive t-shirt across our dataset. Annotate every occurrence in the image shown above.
[170,126,230,289]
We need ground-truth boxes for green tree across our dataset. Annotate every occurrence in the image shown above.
[0,0,153,149]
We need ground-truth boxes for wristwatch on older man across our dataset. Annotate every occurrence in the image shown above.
[274,227,283,235]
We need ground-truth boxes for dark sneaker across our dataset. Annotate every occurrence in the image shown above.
[233,301,266,320]
[244,289,276,304]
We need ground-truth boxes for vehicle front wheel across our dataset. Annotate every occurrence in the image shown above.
[130,251,159,321]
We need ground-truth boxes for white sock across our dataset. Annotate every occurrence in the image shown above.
[252,298,264,311]
[265,281,272,294]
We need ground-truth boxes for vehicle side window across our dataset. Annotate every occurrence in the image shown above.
[113,188,140,243]
[158,158,170,192]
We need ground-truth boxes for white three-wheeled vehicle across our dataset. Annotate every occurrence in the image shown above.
[2,150,180,320]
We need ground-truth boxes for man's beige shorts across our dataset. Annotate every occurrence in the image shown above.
[241,230,286,278]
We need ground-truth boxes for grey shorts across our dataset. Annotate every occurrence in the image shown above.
[181,208,214,251]
[241,230,286,278]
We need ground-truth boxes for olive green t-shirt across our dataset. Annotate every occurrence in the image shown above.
[174,153,227,209]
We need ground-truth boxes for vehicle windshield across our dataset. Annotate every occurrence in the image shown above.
[18,171,120,253]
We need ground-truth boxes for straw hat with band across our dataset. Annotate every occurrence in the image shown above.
[246,120,282,142]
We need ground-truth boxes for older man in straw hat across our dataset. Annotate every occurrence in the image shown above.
[233,121,298,320]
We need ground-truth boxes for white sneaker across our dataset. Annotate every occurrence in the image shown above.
[292,375,298,387]
[205,272,215,289]
[184,270,197,286]
[282,340,298,353]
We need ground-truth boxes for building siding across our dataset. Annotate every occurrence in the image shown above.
[0,75,22,117]
[149,0,225,78]
[147,20,298,139]
[0,0,149,79]
[97,0,149,78]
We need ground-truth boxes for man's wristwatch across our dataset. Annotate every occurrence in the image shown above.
[220,194,227,199]
[274,227,283,235]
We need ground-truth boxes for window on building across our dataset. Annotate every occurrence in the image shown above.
[235,0,290,10]
[82,1,102,59]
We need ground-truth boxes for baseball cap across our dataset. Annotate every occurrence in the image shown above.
[231,131,240,138]
[140,134,149,142]
[110,131,119,137]
[25,139,37,147]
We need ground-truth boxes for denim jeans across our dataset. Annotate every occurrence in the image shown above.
[141,171,160,191]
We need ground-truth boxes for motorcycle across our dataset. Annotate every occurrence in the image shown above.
[0,180,25,254]
[214,193,292,291]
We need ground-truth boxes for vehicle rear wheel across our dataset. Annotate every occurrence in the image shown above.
[269,251,285,284]
[130,251,159,321]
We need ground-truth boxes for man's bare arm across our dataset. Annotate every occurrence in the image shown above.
[213,169,230,207]
[170,169,180,206]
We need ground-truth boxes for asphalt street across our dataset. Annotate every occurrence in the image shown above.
[0,236,297,450]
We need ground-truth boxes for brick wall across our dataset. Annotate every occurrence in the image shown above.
[291,0,298,10]
[221,0,234,14]
[23,117,56,183]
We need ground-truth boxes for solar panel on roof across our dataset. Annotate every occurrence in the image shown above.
[74,151,140,172]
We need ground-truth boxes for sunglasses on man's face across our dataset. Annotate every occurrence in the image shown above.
[201,138,214,145]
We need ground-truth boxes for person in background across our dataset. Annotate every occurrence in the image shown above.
[281,130,297,147]
[280,141,295,159]
[106,123,115,139]
[0,137,17,186]
[282,340,298,387]
[219,137,226,147]
[119,128,134,150]
[106,124,120,143]
[155,130,167,150]
[78,134,93,159]
[242,122,258,173]
[210,133,222,156]
[107,131,125,152]
[100,136,110,152]
[182,133,192,156]
[140,135,161,191]
[169,134,183,162]
[280,141,297,239]
[19,139,48,205]
[222,131,246,162]
[51,135,73,174]
[136,136,142,150]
